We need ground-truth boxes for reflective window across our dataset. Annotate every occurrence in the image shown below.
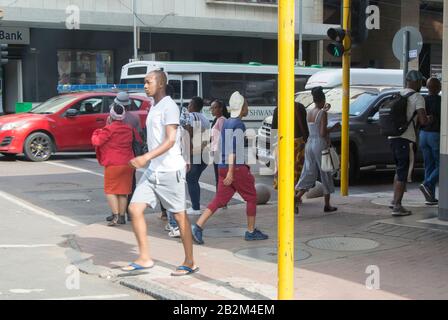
[168,80,181,100]
[183,80,198,99]
[57,50,113,85]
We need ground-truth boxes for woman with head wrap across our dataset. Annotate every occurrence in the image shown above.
[295,86,341,213]
[92,104,142,226]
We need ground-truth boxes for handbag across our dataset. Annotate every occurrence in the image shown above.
[321,146,340,172]
[191,113,209,156]
[132,130,145,157]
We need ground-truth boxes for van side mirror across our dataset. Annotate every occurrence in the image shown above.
[368,112,379,123]
[66,109,79,117]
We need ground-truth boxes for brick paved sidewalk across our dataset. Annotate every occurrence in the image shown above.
[68,193,448,300]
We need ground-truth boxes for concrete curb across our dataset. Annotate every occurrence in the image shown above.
[64,234,196,300]
[119,278,195,300]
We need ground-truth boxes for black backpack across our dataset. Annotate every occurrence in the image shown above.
[379,91,416,137]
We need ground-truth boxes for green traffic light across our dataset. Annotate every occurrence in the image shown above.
[334,47,340,57]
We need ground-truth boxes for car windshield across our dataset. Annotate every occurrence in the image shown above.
[29,95,79,114]
[349,92,378,116]
[305,88,378,115]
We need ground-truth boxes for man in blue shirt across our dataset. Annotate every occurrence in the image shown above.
[191,91,269,245]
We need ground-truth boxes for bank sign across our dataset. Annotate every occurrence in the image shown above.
[0,27,30,45]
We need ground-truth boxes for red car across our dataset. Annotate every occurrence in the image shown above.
[0,92,152,162]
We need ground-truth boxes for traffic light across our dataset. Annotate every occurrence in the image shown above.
[326,28,346,58]
[1,44,8,65]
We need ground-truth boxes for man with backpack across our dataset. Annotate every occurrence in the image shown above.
[379,70,432,216]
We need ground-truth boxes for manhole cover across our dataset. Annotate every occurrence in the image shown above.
[306,237,379,251]
[204,228,248,238]
[235,247,311,263]
[38,193,90,201]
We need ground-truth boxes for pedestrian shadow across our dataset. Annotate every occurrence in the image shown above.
[63,235,139,270]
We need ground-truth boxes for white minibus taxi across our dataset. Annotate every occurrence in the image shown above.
[120,60,328,128]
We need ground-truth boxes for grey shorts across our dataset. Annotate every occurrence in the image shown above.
[131,168,187,213]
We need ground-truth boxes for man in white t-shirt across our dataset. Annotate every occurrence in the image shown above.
[123,70,198,276]
[388,70,431,216]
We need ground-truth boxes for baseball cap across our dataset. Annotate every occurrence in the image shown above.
[114,91,131,106]
[229,91,245,118]
[406,70,425,82]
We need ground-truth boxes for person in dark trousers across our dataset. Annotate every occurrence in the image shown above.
[271,101,309,214]
[419,77,441,205]
[388,70,431,216]
[184,96,210,216]
[191,91,269,245]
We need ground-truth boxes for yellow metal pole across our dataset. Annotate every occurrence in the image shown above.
[278,0,295,300]
[341,0,351,196]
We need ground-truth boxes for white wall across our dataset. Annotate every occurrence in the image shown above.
[0,0,329,38]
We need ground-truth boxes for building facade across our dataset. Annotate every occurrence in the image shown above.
[0,0,444,113]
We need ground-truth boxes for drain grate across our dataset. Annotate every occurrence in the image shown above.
[235,247,311,263]
[204,228,248,238]
[306,237,379,251]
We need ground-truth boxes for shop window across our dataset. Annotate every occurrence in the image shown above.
[57,50,114,85]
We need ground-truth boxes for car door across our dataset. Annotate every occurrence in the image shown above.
[362,96,395,165]
[55,96,106,150]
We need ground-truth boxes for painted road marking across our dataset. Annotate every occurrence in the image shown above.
[0,244,57,248]
[45,161,104,177]
[9,289,45,294]
[43,294,130,300]
[0,191,77,227]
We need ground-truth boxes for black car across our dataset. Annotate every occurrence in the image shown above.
[327,87,425,181]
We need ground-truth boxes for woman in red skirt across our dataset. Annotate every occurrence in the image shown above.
[92,104,141,226]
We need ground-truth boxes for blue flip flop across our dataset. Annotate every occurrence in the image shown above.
[171,265,200,277]
[122,262,154,272]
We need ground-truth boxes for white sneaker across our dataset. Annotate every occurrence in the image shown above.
[164,223,172,232]
[186,208,202,216]
[168,227,181,238]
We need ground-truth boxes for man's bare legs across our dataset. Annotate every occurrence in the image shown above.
[127,203,154,267]
[393,177,407,207]
[173,211,195,268]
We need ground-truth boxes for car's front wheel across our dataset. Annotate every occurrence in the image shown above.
[23,132,54,162]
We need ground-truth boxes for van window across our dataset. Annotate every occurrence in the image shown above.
[202,73,245,104]
[245,74,277,106]
[183,80,198,99]
[168,80,181,100]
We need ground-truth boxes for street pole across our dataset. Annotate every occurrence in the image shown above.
[403,31,410,87]
[278,0,295,300]
[298,0,303,64]
[341,0,351,196]
[133,0,138,60]
[439,0,448,221]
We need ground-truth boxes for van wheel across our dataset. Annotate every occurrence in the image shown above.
[23,132,53,162]
[334,150,359,186]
